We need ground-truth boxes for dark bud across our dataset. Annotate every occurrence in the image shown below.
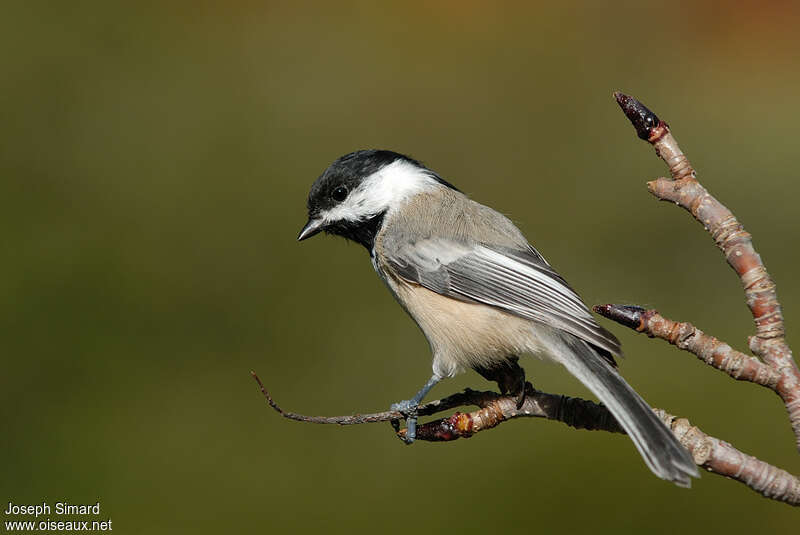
[613,92,661,140]
[593,304,647,330]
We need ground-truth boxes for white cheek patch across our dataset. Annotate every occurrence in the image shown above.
[322,160,438,224]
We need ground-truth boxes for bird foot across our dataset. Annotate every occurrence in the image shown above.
[390,399,419,444]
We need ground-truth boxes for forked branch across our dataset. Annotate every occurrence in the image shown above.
[611,92,800,447]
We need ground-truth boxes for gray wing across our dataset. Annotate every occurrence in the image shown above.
[384,236,622,357]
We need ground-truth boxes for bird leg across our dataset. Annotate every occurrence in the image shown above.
[473,356,527,409]
[390,374,442,444]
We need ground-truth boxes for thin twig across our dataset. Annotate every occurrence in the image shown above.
[251,370,404,424]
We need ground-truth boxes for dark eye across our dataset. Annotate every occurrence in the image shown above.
[332,186,348,202]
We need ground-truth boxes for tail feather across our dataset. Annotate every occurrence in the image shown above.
[552,333,698,487]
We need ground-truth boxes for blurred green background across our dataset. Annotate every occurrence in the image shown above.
[2,1,799,533]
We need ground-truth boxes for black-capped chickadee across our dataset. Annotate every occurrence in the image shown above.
[298,150,698,487]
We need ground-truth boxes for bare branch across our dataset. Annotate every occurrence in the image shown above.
[251,370,405,425]
[593,305,782,389]
[252,371,800,505]
[614,92,800,447]
[251,371,622,433]
[404,384,625,441]
[656,410,800,506]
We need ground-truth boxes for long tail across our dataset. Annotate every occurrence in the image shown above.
[550,332,698,487]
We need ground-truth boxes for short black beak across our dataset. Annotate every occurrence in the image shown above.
[297,218,324,241]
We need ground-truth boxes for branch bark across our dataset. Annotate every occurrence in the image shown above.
[592,305,782,389]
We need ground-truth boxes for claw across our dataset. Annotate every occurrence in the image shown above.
[515,382,527,409]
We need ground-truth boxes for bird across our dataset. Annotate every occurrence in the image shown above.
[298,149,698,487]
